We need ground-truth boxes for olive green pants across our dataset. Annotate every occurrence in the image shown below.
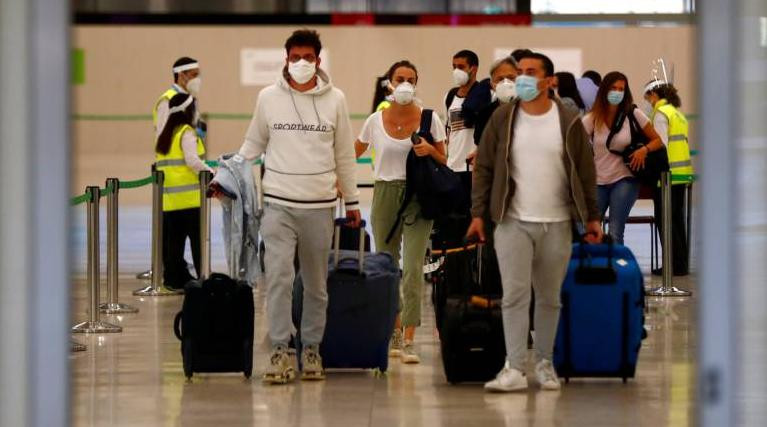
[371,180,433,328]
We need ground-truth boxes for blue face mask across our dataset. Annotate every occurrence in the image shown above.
[515,75,541,102]
[607,90,625,105]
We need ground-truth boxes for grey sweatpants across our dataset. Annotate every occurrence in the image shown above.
[260,203,334,348]
[494,218,572,371]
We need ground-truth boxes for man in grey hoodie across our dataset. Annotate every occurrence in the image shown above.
[231,29,360,384]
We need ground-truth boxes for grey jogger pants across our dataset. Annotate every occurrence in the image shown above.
[493,218,572,371]
[261,203,334,348]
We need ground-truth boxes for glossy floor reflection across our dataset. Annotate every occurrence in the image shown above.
[70,199,696,427]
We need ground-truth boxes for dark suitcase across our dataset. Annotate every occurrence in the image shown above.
[435,244,506,383]
[173,273,254,379]
[293,219,399,372]
[554,241,646,383]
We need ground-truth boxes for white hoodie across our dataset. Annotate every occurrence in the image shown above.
[238,68,359,210]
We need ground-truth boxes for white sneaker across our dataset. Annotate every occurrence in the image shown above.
[535,359,561,390]
[401,341,421,364]
[484,361,528,392]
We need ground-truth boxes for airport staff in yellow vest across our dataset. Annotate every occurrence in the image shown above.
[644,81,693,276]
[155,93,213,289]
[153,57,205,141]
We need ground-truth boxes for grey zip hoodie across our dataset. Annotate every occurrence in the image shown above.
[237,68,359,210]
[471,98,599,224]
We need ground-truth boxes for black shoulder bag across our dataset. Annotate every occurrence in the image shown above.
[606,106,670,186]
[385,109,464,244]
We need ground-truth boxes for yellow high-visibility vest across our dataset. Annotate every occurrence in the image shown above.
[155,124,205,211]
[652,99,694,184]
[152,88,180,131]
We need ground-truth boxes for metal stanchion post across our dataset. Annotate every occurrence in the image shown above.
[134,169,183,296]
[100,178,139,314]
[648,172,691,297]
[72,186,122,333]
[199,170,212,280]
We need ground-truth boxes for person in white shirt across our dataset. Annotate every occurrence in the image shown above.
[222,29,361,385]
[354,60,447,365]
[445,50,487,172]
[467,51,602,393]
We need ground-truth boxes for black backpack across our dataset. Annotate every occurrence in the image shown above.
[386,109,465,243]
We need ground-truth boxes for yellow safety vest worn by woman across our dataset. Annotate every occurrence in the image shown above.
[156,124,205,211]
[652,99,694,184]
[152,88,179,127]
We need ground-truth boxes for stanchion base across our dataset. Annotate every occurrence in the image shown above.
[70,340,87,352]
[132,284,183,296]
[71,321,123,334]
[647,286,692,297]
[99,302,139,314]
[136,269,152,280]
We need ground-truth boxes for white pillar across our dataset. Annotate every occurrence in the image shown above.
[0,0,70,426]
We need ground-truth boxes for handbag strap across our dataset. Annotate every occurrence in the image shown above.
[605,110,628,155]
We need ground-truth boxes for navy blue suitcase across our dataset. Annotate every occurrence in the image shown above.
[553,241,646,383]
[293,219,399,372]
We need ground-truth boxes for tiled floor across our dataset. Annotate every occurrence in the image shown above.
[69,195,697,427]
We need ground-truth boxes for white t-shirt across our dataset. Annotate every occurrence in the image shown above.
[446,95,475,172]
[358,110,447,181]
[509,103,570,222]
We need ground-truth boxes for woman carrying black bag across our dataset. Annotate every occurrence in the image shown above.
[582,72,664,244]
[354,60,447,365]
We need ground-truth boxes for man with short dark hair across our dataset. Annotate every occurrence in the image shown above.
[467,51,602,393]
[233,29,360,385]
[153,57,204,140]
[445,49,491,172]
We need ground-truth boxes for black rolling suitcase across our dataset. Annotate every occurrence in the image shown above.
[173,273,254,379]
[435,243,505,383]
[173,197,255,379]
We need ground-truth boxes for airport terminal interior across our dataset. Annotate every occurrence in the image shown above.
[1,1,766,426]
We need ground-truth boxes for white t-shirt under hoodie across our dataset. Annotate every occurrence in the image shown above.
[237,69,359,210]
[509,103,570,222]
[358,110,446,181]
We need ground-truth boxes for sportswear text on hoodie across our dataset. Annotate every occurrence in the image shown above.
[237,68,360,210]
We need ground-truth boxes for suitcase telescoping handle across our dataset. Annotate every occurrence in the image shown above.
[333,218,367,274]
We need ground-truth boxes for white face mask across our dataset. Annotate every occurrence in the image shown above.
[186,77,202,97]
[495,78,516,103]
[452,68,469,86]
[392,82,416,105]
[288,59,316,85]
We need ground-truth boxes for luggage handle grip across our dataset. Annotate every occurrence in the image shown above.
[173,311,183,340]
[333,219,367,274]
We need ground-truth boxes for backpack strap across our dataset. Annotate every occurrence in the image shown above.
[418,109,434,143]
[385,109,433,244]
[445,88,459,112]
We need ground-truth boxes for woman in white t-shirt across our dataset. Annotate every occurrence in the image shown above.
[354,60,447,365]
[582,72,663,244]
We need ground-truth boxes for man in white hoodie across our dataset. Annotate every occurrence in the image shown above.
[234,29,360,384]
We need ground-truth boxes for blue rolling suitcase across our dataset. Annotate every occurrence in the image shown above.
[553,241,646,383]
[293,219,400,372]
